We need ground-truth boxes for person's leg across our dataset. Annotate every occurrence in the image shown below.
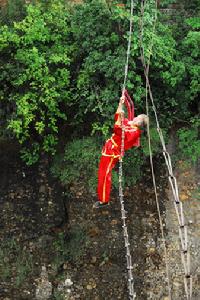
[97,155,118,204]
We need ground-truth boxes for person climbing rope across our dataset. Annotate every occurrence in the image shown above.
[94,90,148,208]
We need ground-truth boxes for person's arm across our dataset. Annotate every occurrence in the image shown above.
[115,96,125,126]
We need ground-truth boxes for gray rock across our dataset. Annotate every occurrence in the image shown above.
[35,266,52,300]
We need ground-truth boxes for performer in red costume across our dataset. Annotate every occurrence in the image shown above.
[94,90,148,208]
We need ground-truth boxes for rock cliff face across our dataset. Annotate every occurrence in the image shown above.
[165,162,200,300]
[0,138,199,299]
[143,134,200,300]
[0,140,68,299]
[143,161,200,300]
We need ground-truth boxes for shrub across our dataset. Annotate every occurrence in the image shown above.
[0,0,27,25]
[0,2,73,164]
[0,0,198,168]
[51,136,101,193]
[51,125,164,194]
[177,118,200,164]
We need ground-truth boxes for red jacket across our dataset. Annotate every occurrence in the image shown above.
[102,113,141,158]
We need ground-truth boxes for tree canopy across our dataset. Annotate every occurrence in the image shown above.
[0,0,199,188]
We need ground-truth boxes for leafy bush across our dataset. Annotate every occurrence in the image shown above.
[122,147,144,187]
[0,238,33,287]
[51,125,164,194]
[51,134,143,194]
[0,0,27,25]
[51,136,101,193]
[0,2,73,164]
[52,226,88,264]
[70,0,127,126]
[122,126,167,187]
[177,118,200,164]
[0,0,199,171]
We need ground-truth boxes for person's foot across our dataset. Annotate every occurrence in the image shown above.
[93,201,109,209]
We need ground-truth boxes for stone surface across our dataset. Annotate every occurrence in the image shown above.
[0,140,199,300]
[35,266,52,300]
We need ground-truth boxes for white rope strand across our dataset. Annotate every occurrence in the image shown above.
[119,0,136,299]
[140,26,192,300]
[139,1,193,298]
[139,2,172,298]
[122,0,134,93]
[145,79,172,299]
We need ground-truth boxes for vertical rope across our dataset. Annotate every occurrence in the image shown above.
[145,81,172,300]
[119,0,136,299]
[122,0,134,93]
[139,1,172,299]
[139,1,193,298]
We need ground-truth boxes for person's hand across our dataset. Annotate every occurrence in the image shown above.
[120,96,125,104]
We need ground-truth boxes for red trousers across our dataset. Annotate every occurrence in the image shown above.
[97,128,140,203]
[97,153,120,203]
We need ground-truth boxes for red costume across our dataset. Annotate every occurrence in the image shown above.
[97,91,141,203]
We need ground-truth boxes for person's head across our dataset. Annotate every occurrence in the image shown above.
[128,114,149,127]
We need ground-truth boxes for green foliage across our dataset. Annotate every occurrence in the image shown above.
[52,226,88,265]
[141,127,167,156]
[70,0,127,125]
[0,0,27,25]
[53,291,65,300]
[0,0,199,189]
[70,0,199,133]
[15,251,33,287]
[51,136,101,193]
[0,2,72,163]
[51,126,164,193]
[0,238,33,286]
[186,17,200,29]
[182,17,200,100]
[154,12,200,126]
[177,118,200,164]
[122,147,144,187]
[92,122,110,138]
[122,126,166,187]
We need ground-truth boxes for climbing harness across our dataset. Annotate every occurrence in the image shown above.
[119,0,135,299]
[139,0,193,299]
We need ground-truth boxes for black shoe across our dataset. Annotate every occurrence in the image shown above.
[93,201,109,209]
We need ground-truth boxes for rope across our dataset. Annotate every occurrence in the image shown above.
[145,72,172,300]
[145,78,172,300]
[139,1,193,299]
[139,1,172,299]
[119,0,136,299]
[122,0,134,92]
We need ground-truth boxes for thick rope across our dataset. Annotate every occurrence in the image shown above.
[122,0,134,92]
[145,69,193,300]
[139,1,172,299]
[145,81,172,300]
[119,0,136,299]
[139,1,193,299]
